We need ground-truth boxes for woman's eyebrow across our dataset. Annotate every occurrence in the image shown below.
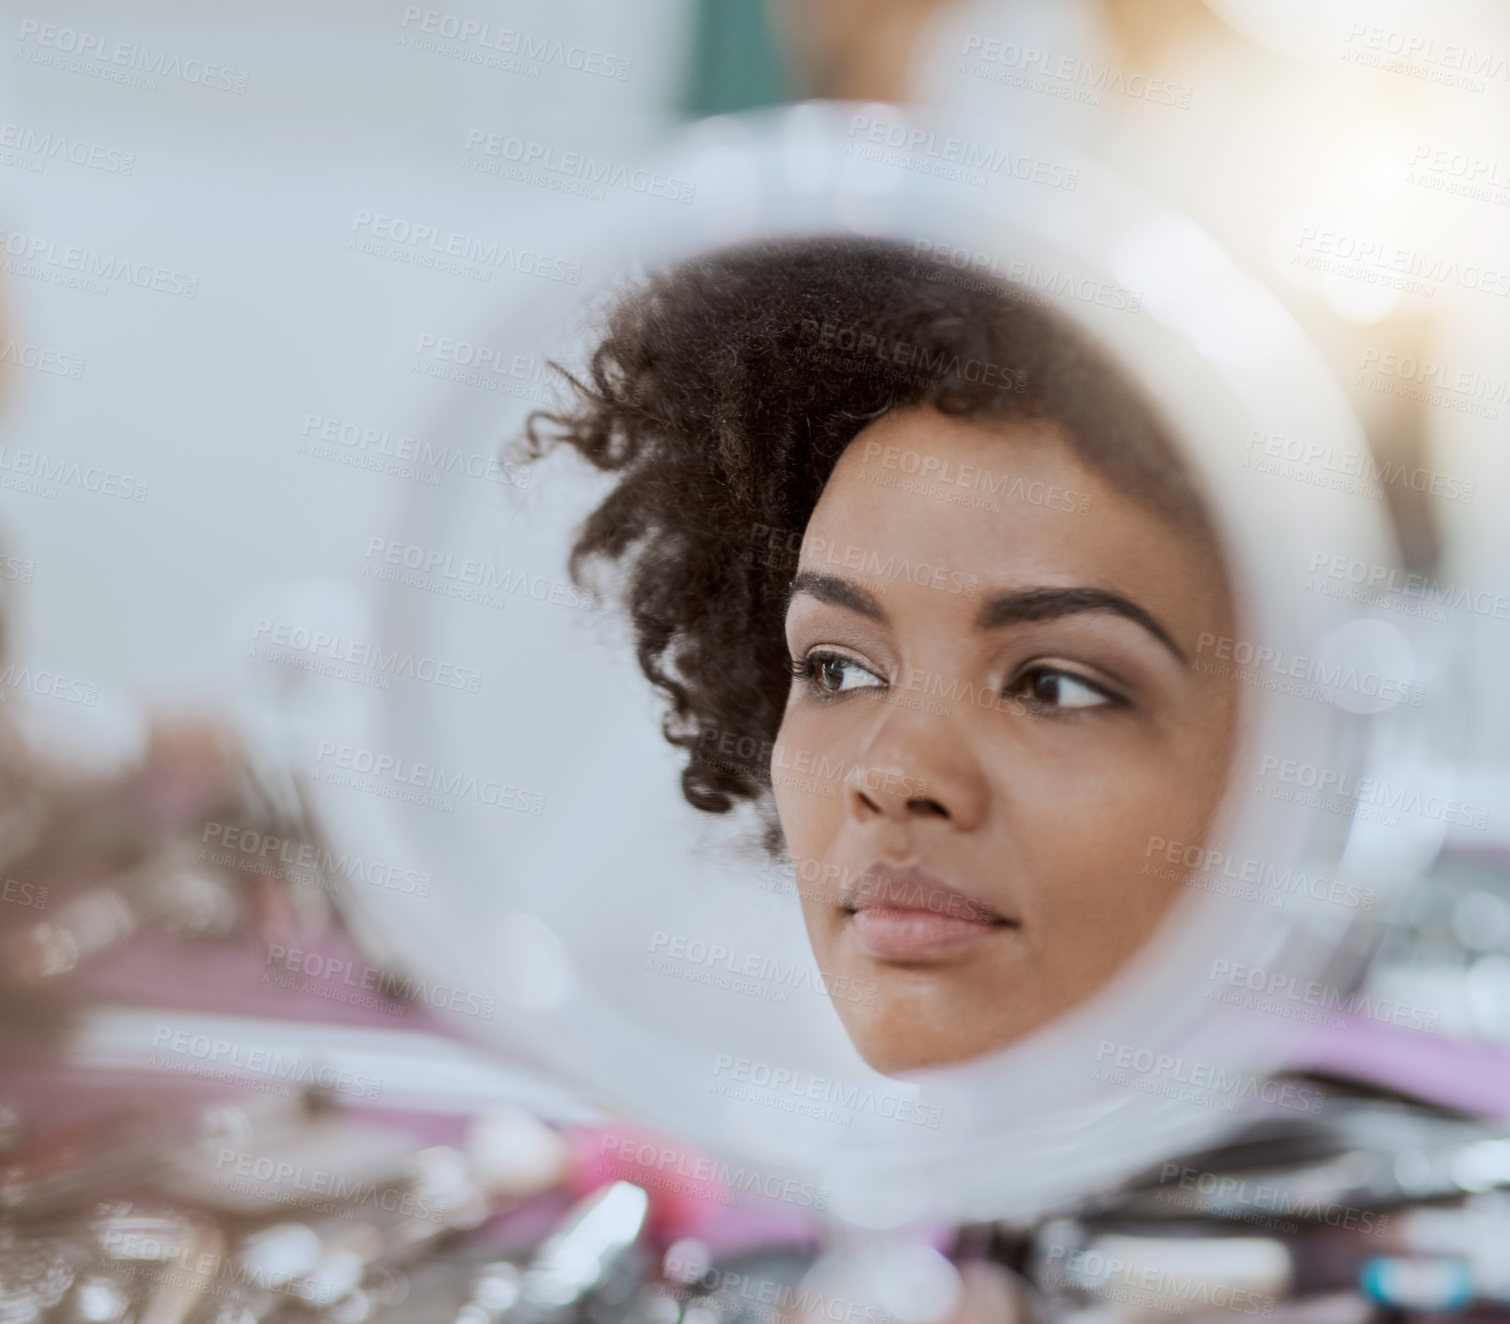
[787,571,886,621]
[975,587,1186,663]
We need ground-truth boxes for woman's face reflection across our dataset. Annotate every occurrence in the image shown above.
[772,407,1239,1073]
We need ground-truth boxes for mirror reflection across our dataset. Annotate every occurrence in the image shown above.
[519,234,1240,1072]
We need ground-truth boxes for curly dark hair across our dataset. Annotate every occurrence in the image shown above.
[519,234,1218,820]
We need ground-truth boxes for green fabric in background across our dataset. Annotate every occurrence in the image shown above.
[679,0,790,118]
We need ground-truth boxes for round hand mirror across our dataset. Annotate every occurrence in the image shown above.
[272,104,1444,1229]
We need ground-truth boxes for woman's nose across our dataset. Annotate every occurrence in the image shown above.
[844,707,990,830]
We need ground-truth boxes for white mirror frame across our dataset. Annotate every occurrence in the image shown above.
[281,104,1441,1228]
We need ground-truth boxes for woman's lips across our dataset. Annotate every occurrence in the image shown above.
[849,905,1006,962]
[841,864,1016,964]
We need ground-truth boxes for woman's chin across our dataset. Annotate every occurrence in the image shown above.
[836,995,1034,1076]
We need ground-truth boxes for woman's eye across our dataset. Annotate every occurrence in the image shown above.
[1012,666,1115,710]
[802,651,885,695]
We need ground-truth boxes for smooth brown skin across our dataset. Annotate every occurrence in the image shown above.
[772,408,1238,1074]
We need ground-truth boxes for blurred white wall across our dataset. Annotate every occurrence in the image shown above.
[0,0,692,710]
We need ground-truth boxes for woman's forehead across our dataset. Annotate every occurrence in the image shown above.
[811,412,1131,557]
[797,408,1232,625]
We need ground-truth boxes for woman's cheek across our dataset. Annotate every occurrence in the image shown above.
[770,724,817,833]
[1000,745,1173,866]
[773,717,852,853]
